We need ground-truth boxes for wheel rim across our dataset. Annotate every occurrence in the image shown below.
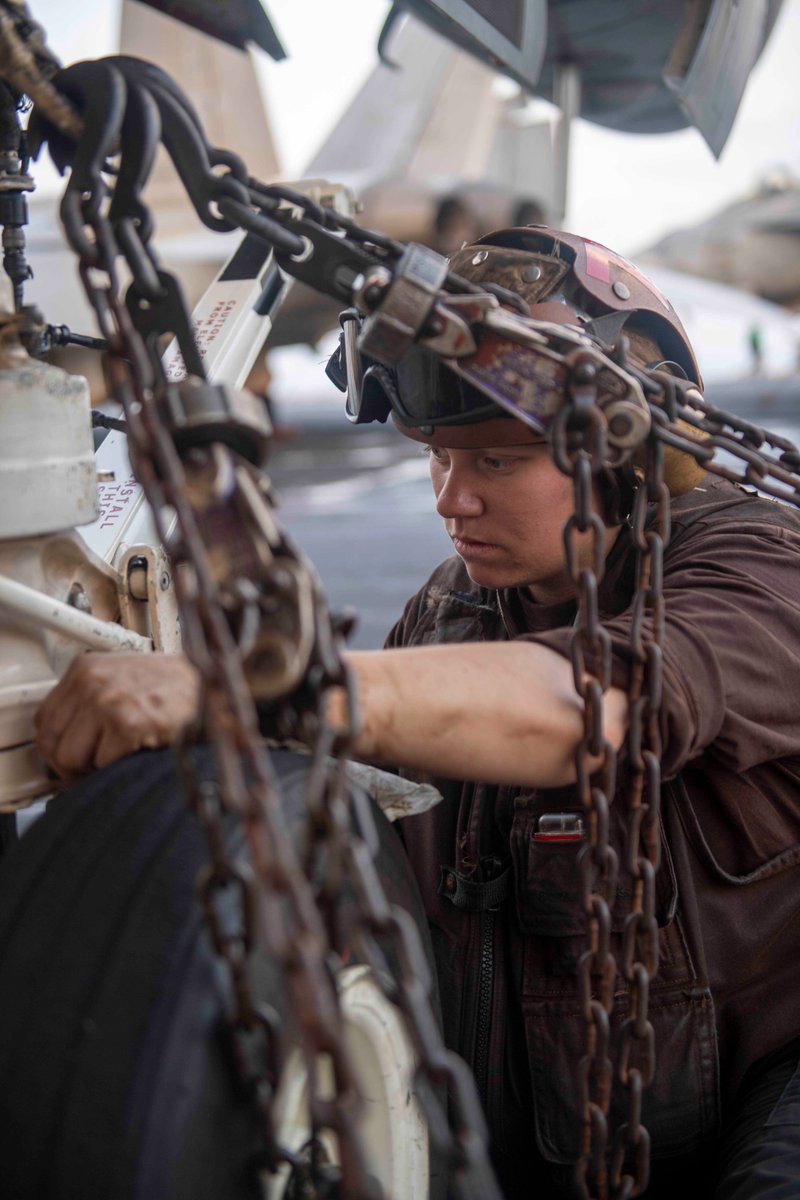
[268,964,429,1198]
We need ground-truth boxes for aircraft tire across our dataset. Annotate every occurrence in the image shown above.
[0,745,444,1200]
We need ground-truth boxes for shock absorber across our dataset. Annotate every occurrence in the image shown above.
[0,78,34,312]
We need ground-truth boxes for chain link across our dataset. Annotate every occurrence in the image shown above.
[666,388,800,504]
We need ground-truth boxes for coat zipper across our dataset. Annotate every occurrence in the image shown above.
[474,908,495,1104]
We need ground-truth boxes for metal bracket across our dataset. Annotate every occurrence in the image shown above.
[118,543,181,653]
[358,243,449,366]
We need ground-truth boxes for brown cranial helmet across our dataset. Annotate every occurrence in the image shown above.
[393,225,702,430]
[449,225,701,385]
[391,225,706,505]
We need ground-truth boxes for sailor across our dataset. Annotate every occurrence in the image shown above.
[35,227,800,1199]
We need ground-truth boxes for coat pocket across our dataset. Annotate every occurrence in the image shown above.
[510,804,678,937]
[522,974,720,1164]
[671,775,800,884]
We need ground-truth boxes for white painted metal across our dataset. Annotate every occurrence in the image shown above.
[86,433,154,565]
[0,574,152,654]
[0,744,52,812]
[82,237,286,568]
[0,527,152,808]
[161,276,283,387]
[0,220,289,809]
[116,543,182,654]
[82,178,355,574]
[0,355,96,539]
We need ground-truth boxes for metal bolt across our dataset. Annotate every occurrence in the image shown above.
[356,265,391,311]
[612,280,631,300]
[159,571,170,592]
[521,265,542,283]
[471,250,488,265]
[127,555,148,601]
[604,401,651,449]
[609,411,633,438]
[572,356,598,385]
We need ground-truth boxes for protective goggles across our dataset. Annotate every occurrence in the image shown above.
[327,303,651,455]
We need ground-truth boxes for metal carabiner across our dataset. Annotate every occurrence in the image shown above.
[126,267,206,381]
[37,59,127,263]
[106,55,250,233]
[108,79,160,243]
[29,58,126,181]
[108,80,163,298]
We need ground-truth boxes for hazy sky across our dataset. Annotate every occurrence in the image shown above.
[28,0,800,255]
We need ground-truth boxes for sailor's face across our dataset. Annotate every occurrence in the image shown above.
[427,439,614,602]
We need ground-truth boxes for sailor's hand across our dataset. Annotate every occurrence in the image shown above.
[34,652,201,784]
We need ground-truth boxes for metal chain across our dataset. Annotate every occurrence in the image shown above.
[552,354,800,1199]
[667,386,800,505]
[301,701,501,1198]
[126,273,501,1198]
[608,418,668,1199]
[551,357,619,1200]
[74,147,800,1200]
[80,198,379,1196]
[11,40,506,1200]
[0,2,81,138]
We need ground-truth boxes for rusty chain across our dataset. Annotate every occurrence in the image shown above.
[551,354,800,1200]
[608,419,667,1200]
[86,214,379,1196]
[552,357,619,1199]
[3,24,505,1200]
[86,153,502,1200]
[0,2,80,138]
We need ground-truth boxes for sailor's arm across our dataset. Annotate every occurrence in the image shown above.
[34,644,627,788]
[331,642,628,788]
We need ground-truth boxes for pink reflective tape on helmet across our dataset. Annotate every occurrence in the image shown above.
[451,225,702,388]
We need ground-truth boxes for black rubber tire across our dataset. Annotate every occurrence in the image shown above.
[0,745,440,1200]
